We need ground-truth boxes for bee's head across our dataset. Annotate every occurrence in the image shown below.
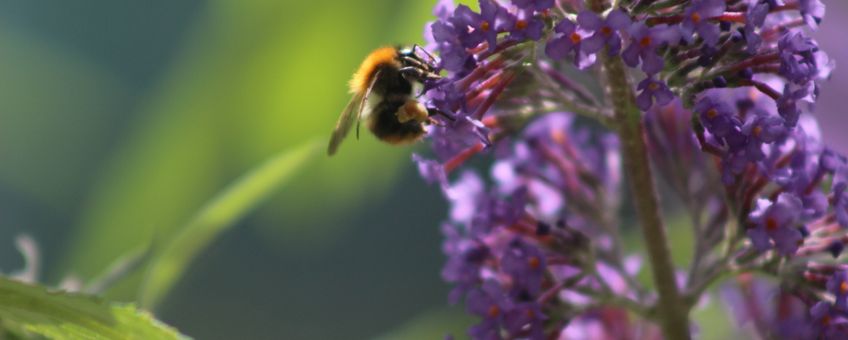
[398,45,438,71]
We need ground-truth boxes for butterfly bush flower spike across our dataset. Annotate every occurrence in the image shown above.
[408,0,848,338]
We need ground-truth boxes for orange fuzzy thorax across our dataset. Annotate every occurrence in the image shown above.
[349,46,401,94]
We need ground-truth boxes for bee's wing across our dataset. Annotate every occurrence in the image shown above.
[327,69,382,156]
[327,93,365,156]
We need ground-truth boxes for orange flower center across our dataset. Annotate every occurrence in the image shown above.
[481,20,491,32]
[765,217,778,231]
[639,36,652,47]
[601,26,613,36]
[691,13,702,24]
[516,20,528,30]
[569,32,582,44]
[487,305,500,318]
[528,256,541,269]
[840,281,848,294]
[648,82,660,91]
[753,126,763,137]
[706,108,719,119]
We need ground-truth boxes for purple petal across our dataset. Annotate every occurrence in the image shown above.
[453,5,479,26]
[545,37,571,60]
[628,22,648,38]
[621,44,640,67]
[606,9,631,30]
[607,35,622,56]
[700,0,727,18]
[747,227,772,251]
[655,88,675,107]
[636,91,653,111]
[641,51,664,74]
[772,227,802,256]
[697,23,721,46]
[479,0,500,21]
[555,19,576,34]
[577,10,602,30]
[581,33,605,54]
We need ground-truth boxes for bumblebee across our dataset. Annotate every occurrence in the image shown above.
[327,45,443,156]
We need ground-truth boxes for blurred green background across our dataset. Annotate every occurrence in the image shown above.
[0,1,845,339]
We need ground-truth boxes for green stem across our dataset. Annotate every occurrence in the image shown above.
[586,1,690,338]
[606,58,691,339]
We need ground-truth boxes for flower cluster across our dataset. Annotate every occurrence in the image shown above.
[410,0,847,339]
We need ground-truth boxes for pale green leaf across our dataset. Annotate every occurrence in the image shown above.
[140,139,320,308]
[0,277,185,340]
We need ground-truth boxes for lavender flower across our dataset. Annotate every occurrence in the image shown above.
[778,32,820,85]
[546,19,594,68]
[452,0,505,51]
[621,23,678,74]
[635,77,674,111]
[680,0,725,47]
[577,9,631,56]
[511,0,554,12]
[505,10,544,42]
[742,1,769,53]
[747,193,805,255]
[694,93,739,139]
[834,167,848,228]
[410,0,848,338]
[799,0,826,28]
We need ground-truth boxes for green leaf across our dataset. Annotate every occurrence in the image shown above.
[139,139,320,309]
[0,277,185,339]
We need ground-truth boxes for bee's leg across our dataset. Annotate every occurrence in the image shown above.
[427,107,455,121]
[412,44,438,71]
[400,67,442,98]
[397,99,429,124]
[399,66,440,83]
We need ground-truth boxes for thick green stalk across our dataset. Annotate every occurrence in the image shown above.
[586,1,690,339]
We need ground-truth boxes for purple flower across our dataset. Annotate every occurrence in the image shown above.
[430,20,473,73]
[810,301,848,339]
[576,9,631,56]
[500,238,546,297]
[428,118,490,161]
[503,302,546,338]
[452,0,505,51]
[622,23,678,74]
[799,0,826,28]
[413,154,448,187]
[441,223,488,303]
[778,32,819,85]
[635,77,674,111]
[746,193,805,256]
[505,10,544,42]
[694,93,740,139]
[511,0,554,12]
[466,281,513,332]
[826,271,848,310]
[776,83,810,128]
[743,1,769,53]
[433,0,455,20]
[545,19,594,68]
[738,110,787,160]
[445,171,486,224]
[680,0,726,47]
[467,319,501,340]
[721,277,814,339]
[834,167,848,228]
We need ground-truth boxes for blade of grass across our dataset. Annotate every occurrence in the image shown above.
[139,139,321,308]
